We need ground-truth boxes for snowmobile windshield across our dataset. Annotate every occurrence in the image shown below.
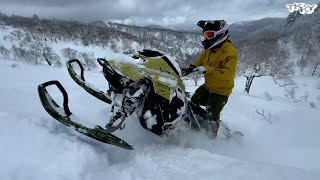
[133,50,181,77]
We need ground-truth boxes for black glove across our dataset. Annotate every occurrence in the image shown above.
[181,64,196,76]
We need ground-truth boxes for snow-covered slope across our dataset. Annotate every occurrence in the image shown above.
[1,59,320,180]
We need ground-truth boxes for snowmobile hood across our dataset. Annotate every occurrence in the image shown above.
[106,50,185,100]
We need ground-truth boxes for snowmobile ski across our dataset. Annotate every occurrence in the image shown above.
[37,80,133,150]
[66,59,112,104]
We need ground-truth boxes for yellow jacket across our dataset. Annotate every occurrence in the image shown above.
[194,41,238,96]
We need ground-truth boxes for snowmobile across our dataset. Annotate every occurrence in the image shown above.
[38,50,237,150]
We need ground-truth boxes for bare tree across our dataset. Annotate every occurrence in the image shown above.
[244,63,261,94]
[79,52,96,70]
[32,14,39,23]
[0,45,10,59]
[62,47,78,60]
[43,45,62,66]
[283,11,320,75]
[190,73,202,86]
[10,30,24,40]
[312,62,320,76]
[235,29,295,88]
[254,108,273,125]
[23,33,32,43]
[29,41,44,64]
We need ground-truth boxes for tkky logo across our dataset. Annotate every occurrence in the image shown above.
[286,3,318,14]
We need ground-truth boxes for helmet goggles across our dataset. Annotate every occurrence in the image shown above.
[203,31,216,39]
[203,22,229,40]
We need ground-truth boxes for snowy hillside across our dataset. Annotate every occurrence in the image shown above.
[0,15,203,67]
[0,25,120,67]
[1,58,320,180]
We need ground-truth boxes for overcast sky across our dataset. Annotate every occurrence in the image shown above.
[0,0,319,27]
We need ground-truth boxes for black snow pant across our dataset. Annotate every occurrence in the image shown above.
[190,84,228,137]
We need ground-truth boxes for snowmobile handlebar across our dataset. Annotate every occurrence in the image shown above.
[181,68,193,77]
[97,58,115,76]
[38,80,72,116]
[97,58,108,67]
[181,65,197,77]
[181,68,190,77]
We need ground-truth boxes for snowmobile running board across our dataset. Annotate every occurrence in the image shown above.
[37,80,134,150]
[66,59,112,104]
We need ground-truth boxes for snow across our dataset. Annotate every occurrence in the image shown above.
[243,70,261,77]
[1,59,320,180]
[158,76,177,87]
[0,26,21,49]
[143,110,158,129]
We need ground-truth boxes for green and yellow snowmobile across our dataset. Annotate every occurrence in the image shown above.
[38,50,235,150]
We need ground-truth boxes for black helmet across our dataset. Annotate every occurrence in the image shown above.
[197,20,229,49]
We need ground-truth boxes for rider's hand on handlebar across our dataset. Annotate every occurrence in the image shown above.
[181,64,196,76]
[193,66,206,74]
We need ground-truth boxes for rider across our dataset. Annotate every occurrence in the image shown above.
[186,20,238,137]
